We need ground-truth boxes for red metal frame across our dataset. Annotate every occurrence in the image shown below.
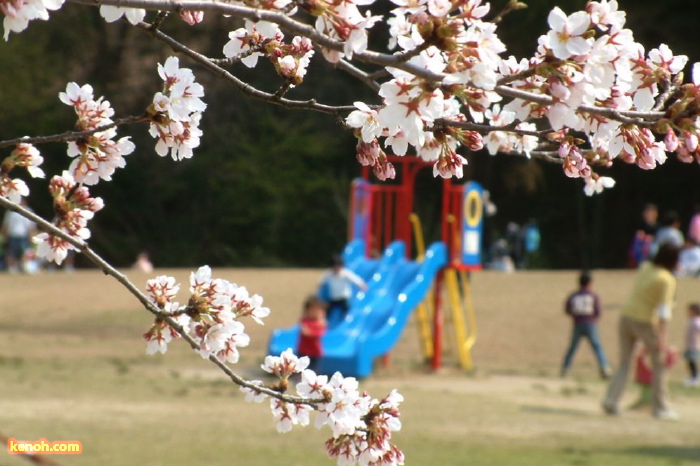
[358,157,431,258]
[352,155,481,371]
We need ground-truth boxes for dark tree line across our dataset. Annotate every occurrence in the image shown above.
[1,1,699,268]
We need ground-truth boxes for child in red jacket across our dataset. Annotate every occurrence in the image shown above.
[297,295,327,373]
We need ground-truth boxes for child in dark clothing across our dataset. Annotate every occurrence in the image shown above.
[297,295,327,373]
[319,255,367,325]
[561,271,612,379]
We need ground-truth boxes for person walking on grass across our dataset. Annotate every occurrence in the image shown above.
[602,243,680,420]
[561,271,612,379]
[1,199,36,274]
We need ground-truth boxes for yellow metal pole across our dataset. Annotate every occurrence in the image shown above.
[408,213,433,359]
[459,270,478,369]
[446,268,472,370]
[445,214,477,371]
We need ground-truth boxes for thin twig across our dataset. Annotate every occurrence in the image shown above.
[135,21,358,114]
[652,75,682,112]
[0,116,147,149]
[69,0,673,129]
[334,59,381,92]
[490,0,528,24]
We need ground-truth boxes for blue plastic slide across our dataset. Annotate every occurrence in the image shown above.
[266,239,382,358]
[267,240,447,378]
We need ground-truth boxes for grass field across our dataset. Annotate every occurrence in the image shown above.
[1,268,699,465]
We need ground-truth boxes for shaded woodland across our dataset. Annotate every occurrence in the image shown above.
[1,0,699,268]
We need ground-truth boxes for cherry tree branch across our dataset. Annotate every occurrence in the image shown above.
[516,151,563,164]
[0,116,146,149]
[652,74,683,112]
[135,20,360,114]
[334,59,381,92]
[66,0,674,136]
[432,118,552,137]
[72,0,448,81]
[0,195,322,405]
[492,85,665,126]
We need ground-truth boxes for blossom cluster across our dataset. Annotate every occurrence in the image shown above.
[142,265,269,360]
[342,0,699,194]
[0,142,44,202]
[6,0,700,192]
[98,5,204,26]
[223,20,315,86]
[148,56,207,161]
[140,269,406,464]
[59,83,135,186]
[240,349,405,466]
[33,171,104,264]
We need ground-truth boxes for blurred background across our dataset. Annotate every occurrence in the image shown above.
[1,0,699,269]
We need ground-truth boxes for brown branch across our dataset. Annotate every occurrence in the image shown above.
[69,0,448,82]
[432,118,551,137]
[493,85,665,125]
[652,75,682,112]
[334,59,381,92]
[134,21,359,114]
[0,195,323,406]
[0,116,147,149]
[490,0,528,24]
[70,0,674,130]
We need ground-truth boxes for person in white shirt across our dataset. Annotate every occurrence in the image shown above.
[651,210,684,257]
[678,238,700,277]
[319,255,367,323]
[2,199,36,274]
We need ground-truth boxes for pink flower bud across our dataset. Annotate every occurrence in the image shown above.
[180,11,204,25]
[664,128,678,151]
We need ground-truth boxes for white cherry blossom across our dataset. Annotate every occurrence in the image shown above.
[543,7,592,59]
[99,5,145,25]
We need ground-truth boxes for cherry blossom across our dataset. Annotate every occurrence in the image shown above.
[10,1,700,463]
[7,143,44,178]
[262,348,310,379]
[148,57,206,161]
[180,11,203,25]
[270,399,312,433]
[1,0,62,40]
[587,0,625,31]
[543,7,592,60]
[241,381,268,403]
[99,5,145,25]
[584,175,616,196]
[146,275,181,308]
[346,102,383,143]
[33,171,103,264]
[0,142,45,200]
[0,177,28,203]
[223,20,283,68]
[58,82,135,185]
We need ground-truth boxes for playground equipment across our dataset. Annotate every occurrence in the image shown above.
[268,156,484,377]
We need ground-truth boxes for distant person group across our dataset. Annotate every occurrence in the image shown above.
[2,201,155,274]
[630,203,700,277]
[563,230,699,420]
[487,219,541,272]
[1,199,39,274]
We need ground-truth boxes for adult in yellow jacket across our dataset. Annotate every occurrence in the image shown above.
[602,242,680,420]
